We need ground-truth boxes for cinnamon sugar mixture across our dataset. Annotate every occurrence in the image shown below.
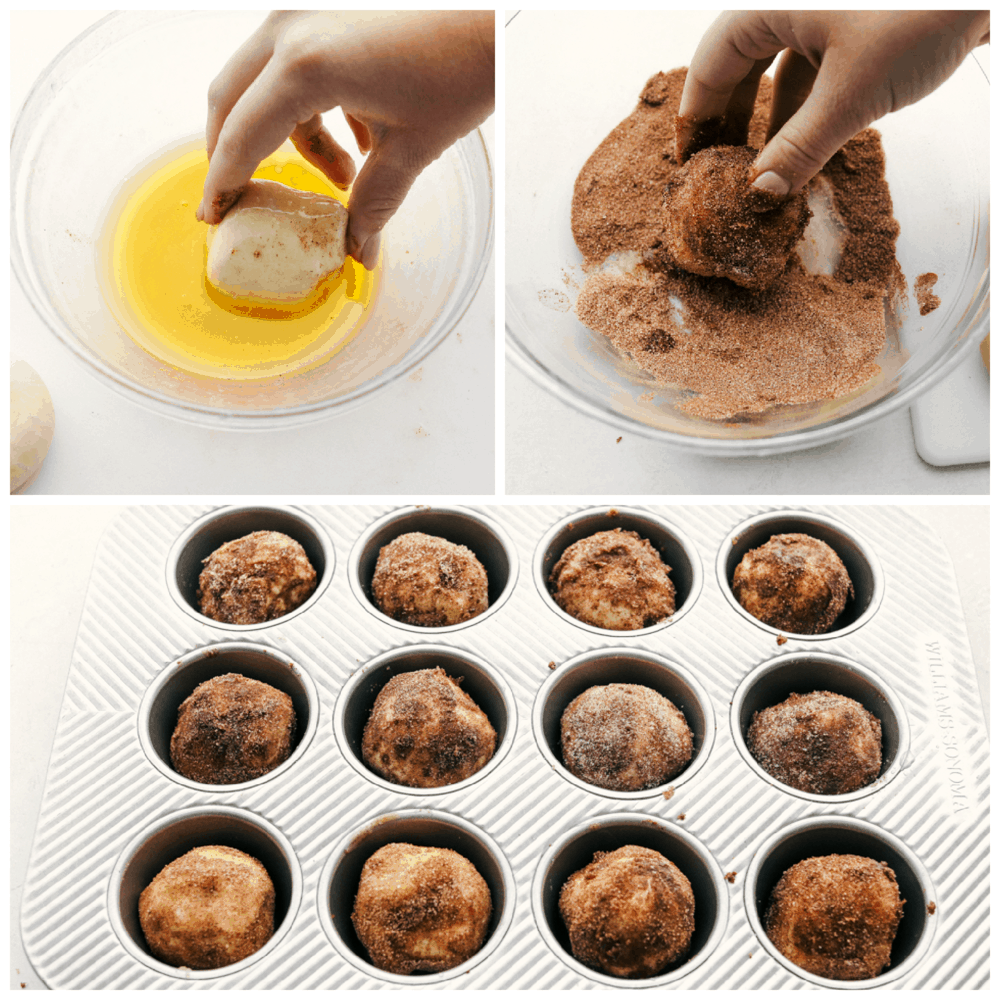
[572,69,902,420]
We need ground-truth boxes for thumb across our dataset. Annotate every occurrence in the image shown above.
[347,132,428,270]
[751,68,872,197]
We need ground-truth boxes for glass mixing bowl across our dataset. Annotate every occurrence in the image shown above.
[11,11,493,427]
[506,11,989,455]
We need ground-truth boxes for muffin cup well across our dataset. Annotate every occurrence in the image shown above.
[534,507,703,637]
[349,506,519,633]
[745,816,936,989]
[318,810,515,984]
[334,644,516,795]
[731,652,909,803]
[532,647,714,799]
[532,813,728,987]
[717,509,884,639]
[107,805,301,980]
[138,641,318,791]
[166,505,335,630]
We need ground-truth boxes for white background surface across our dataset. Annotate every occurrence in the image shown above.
[9,504,990,990]
[11,11,495,495]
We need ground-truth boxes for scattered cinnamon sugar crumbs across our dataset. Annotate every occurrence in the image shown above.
[915,272,941,315]
[663,785,675,800]
[548,660,557,670]
[725,871,737,884]
[777,636,788,645]
[677,813,686,821]
[572,67,902,421]
[927,901,937,915]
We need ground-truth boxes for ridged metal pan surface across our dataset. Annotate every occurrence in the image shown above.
[20,505,989,989]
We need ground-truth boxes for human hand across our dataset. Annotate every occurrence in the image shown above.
[675,10,989,197]
[198,10,494,269]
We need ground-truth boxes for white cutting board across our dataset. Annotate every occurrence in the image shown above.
[910,341,990,467]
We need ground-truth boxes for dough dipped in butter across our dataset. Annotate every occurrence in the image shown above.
[206,180,349,302]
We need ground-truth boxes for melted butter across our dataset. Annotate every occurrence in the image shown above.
[104,144,377,379]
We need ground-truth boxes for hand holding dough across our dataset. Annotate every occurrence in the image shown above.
[206,179,348,302]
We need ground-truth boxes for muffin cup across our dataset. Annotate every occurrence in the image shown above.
[532,647,714,799]
[349,506,519,633]
[334,644,516,794]
[166,505,335,630]
[318,809,515,984]
[744,816,936,988]
[717,509,884,639]
[731,652,909,802]
[532,813,728,987]
[107,805,301,979]
[534,507,702,636]
[138,641,318,791]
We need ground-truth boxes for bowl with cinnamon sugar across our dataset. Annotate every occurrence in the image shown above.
[506,12,989,454]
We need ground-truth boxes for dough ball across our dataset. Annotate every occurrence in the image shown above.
[352,843,492,974]
[662,146,811,290]
[559,845,695,979]
[549,528,675,630]
[362,667,496,788]
[748,690,881,795]
[732,533,853,634]
[372,532,488,627]
[198,530,317,625]
[11,360,55,494]
[206,179,348,302]
[561,683,692,791]
[139,845,275,970]
[170,673,296,784]
[765,854,904,980]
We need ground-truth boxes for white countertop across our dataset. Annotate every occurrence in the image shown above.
[11,11,495,495]
[9,504,989,989]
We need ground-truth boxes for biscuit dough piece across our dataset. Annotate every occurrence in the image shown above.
[170,673,296,784]
[559,845,695,979]
[765,854,904,980]
[662,146,811,290]
[198,530,317,625]
[732,533,853,635]
[549,528,675,630]
[139,845,275,970]
[362,667,497,788]
[352,843,492,974]
[748,690,882,795]
[561,683,692,791]
[10,360,55,494]
[206,179,348,302]
[372,532,488,627]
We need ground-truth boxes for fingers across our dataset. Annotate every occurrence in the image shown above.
[291,114,356,189]
[766,49,818,143]
[346,132,428,270]
[344,113,372,154]
[200,58,315,223]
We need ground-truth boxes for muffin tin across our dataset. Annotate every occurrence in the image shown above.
[20,505,988,988]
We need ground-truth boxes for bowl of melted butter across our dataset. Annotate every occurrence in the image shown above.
[12,11,492,426]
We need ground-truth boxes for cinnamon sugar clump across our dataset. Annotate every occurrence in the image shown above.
[560,683,692,791]
[748,690,882,795]
[572,68,902,420]
[170,673,296,784]
[915,272,941,315]
[765,854,904,980]
[198,530,316,624]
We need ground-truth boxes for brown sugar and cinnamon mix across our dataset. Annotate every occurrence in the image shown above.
[572,69,903,420]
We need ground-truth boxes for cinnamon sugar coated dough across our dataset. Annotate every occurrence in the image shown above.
[198,531,317,624]
[765,854,904,980]
[572,69,900,420]
[351,843,492,974]
[372,532,488,627]
[170,673,296,784]
[361,667,496,788]
[139,845,275,970]
[559,845,695,978]
[550,528,675,630]
[748,691,881,795]
[732,534,853,635]
[561,684,692,791]
[662,146,811,290]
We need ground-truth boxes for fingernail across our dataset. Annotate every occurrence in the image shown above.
[751,171,790,197]
[358,233,380,272]
[196,200,205,222]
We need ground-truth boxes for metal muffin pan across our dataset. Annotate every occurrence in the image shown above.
[20,505,988,988]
